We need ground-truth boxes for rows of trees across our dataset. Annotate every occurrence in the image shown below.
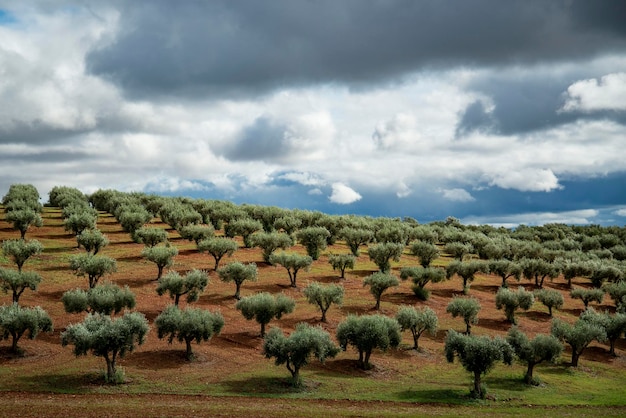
[1,185,625,396]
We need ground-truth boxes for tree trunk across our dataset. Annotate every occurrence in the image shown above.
[10,331,19,353]
[609,339,616,357]
[291,271,297,287]
[157,265,164,280]
[358,350,364,369]
[234,282,241,300]
[473,371,483,398]
[185,338,193,360]
[260,322,266,337]
[571,349,580,367]
[374,297,381,310]
[104,353,116,382]
[548,306,553,316]
[320,308,328,323]
[20,229,26,240]
[363,350,372,370]
[465,321,472,335]
[412,330,419,350]
[213,256,221,271]
[340,267,346,279]
[174,294,181,306]
[524,362,535,384]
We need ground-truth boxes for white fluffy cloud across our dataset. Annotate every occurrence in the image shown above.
[329,183,362,205]
[614,208,626,217]
[440,188,475,202]
[562,72,626,112]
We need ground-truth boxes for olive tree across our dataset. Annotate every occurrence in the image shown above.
[506,327,563,385]
[178,224,215,246]
[269,252,313,288]
[141,245,178,280]
[580,308,626,356]
[62,283,136,315]
[235,292,295,337]
[409,241,440,268]
[133,226,169,247]
[61,312,149,383]
[367,242,404,273]
[570,288,605,310]
[0,304,52,354]
[604,281,626,311]
[589,264,623,288]
[249,232,293,263]
[155,305,224,360]
[156,269,209,306]
[0,269,42,303]
[296,227,330,260]
[328,253,356,279]
[197,237,238,271]
[561,261,594,287]
[488,259,522,288]
[551,317,606,367]
[339,228,374,257]
[273,215,302,237]
[444,242,474,261]
[495,287,534,324]
[77,229,109,255]
[395,306,438,350]
[446,260,489,294]
[446,297,481,335]
[224,218,263,248]
[444,330,514,399]
[363,272,399,310]
[64,212,97,245]
[69,253,117,288]
[217,261,257,299]
[118,208,152,237]
[303,282,344,322]
[336,314,401,370]
[5,209,43,239]
[400,266,446,300]
[263,323,339,386]
[534,288,564,316]
[2,239,43,272]
[520,258,559,288]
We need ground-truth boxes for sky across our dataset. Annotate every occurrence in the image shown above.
[1,0,626,227]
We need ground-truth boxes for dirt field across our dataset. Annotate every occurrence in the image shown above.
[1,207,625,416]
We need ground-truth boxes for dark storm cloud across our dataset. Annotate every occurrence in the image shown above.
[459,72,626,136]
[86,0,626,99]
[455,100,496,137]
[217,116,288,162]
[0,148,93,164]
[0,121,91,145]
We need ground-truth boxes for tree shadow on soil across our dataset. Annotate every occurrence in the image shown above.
[471,284,499,294]
[524,310,552,323]
[222,376,309,395]
[478,317,512,332]
[396,388,468,404]
[15,371,105,393]
[124,349,191,370]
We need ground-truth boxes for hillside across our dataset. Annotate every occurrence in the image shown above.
[0,190,625,417]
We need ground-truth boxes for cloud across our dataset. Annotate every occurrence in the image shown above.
[329,183,362,205]
[486,168,561,192]
[562,72,626,112]
[85,1,626,99]
[440,188,475,202]
[217,111,334,163]
[463,209,600,227]
[614,208,626,217]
